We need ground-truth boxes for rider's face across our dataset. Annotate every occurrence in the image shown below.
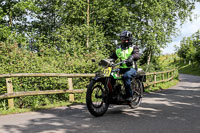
[121,40,128,43]
[121,37,129,44]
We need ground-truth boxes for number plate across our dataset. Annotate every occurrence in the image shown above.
[103,67,112,77]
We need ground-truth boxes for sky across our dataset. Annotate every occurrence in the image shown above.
[162,2,200,55]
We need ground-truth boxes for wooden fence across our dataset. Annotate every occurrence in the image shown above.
[0,69,177,108]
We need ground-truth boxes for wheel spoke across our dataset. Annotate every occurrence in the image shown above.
[86,80,109,117]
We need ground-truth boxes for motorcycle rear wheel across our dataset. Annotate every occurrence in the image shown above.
[86,80,109,117]
[129,79,143,109]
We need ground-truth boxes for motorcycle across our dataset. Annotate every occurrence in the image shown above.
[86,59,146,117]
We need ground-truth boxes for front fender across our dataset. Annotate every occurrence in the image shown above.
[86,76,107,88]
[92,76,107,82]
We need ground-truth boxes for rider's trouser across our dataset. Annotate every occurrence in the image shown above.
[121,68,137,98]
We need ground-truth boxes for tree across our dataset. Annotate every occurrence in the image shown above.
[0,0,38,43]
[0,0,198,64]
[192,30,200,65]
[177,30,200,65]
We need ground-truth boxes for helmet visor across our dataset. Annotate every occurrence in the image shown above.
[120,36,129,44]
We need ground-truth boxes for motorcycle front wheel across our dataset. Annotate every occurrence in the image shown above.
[86,80,109,117]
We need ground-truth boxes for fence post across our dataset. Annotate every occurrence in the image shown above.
[174,70,176,78]
[167,72,169,80]
[162,73,164,81]
[154,72,157,86]
[171,71,172,78]
[173,69,175,79]
[68,78,74,102]
[6,78,14,108]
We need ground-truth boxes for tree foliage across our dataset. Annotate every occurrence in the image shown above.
[177,30,200,65]
[0,0,197,58]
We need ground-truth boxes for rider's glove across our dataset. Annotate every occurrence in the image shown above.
[126,56,133,67]
[133,46,140,61]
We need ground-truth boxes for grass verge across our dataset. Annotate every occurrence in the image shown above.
[144,79,179,93]
[178,63,200,76]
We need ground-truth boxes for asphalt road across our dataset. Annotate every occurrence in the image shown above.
[0,74,199,133]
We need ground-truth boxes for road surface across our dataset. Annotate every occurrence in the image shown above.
[0,74,199,133]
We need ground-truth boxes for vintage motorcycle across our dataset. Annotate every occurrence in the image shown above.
[86,59,146,117]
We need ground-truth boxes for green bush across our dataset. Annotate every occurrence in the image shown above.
[0,42,105,109]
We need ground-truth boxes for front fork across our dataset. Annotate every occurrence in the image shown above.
[92,76,111,96]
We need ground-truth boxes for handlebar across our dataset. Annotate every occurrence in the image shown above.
[99,59,137,71]
[111,60,138,71]
[111,60,126,67]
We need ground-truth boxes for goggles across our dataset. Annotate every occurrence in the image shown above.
[120,37,129,43]
[120,36,129,41]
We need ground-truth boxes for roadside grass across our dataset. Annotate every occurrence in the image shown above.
[160,54,200,76]
[144,79,179,93]
[159,54,178,68]
[177,62,200,76]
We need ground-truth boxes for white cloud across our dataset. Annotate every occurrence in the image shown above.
[162,2,200,54]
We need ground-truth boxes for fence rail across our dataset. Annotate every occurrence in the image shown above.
[0,73,96,78]
[0,69,177,108]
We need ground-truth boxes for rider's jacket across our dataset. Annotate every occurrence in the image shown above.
[116,45,134,68]
[110,44,140,69]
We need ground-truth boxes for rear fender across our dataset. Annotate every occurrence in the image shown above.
[141,82,145,92]
[135,75,145,92]
[136,74,146,82]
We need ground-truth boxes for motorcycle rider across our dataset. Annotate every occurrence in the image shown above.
[109,30,140,102]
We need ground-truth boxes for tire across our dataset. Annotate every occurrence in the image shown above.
[129,79,143,109]
[86,80,109,117]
